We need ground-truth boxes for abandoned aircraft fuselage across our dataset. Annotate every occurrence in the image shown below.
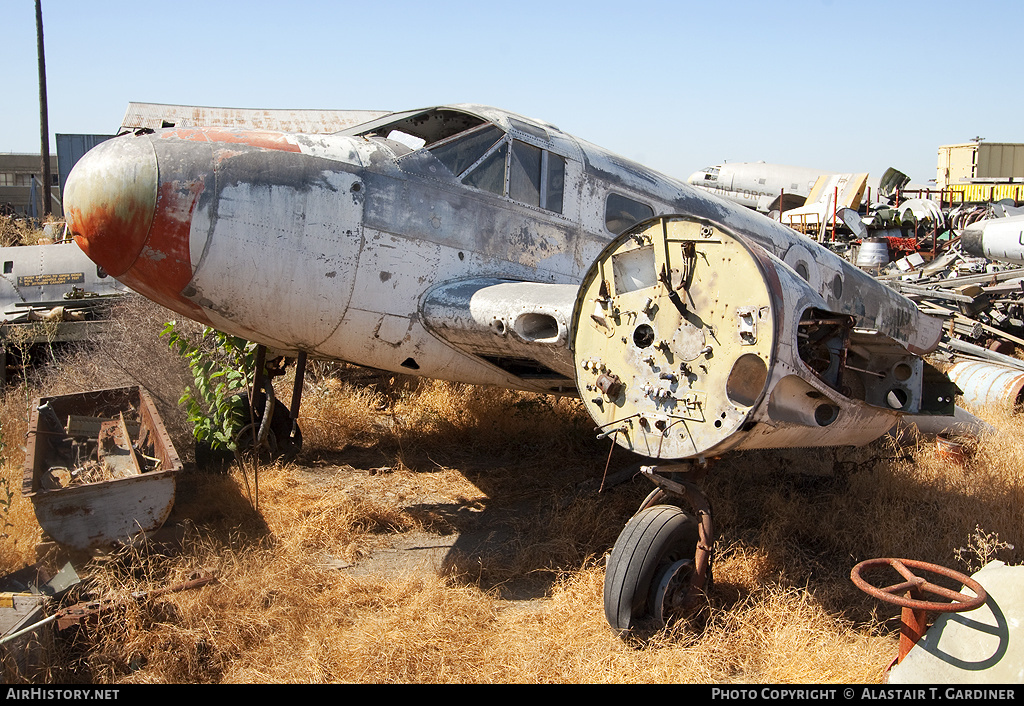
[0,240,128,323]
[64,104,945,460]
[686,162,831,213]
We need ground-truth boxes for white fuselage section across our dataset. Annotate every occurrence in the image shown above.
[687,163,831,212]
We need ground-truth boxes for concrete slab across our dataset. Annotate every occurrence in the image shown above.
[887,561,1024,683]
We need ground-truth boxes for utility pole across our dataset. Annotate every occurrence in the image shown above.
[36,0,52,218]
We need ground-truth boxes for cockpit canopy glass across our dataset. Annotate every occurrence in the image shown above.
[352,108,566,214]
[431,125,504,177]
[350,109,488,147]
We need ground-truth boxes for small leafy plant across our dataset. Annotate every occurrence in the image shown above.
[161,321,257,451]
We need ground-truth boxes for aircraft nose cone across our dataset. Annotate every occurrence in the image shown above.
[959,224,985,258]
[64,135,158,277]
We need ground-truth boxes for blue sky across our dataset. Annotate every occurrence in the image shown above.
[3,0,1021,185]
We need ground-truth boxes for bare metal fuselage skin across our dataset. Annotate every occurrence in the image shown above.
[63,104,944,459]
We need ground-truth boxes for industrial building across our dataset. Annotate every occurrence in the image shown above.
[0,135,115,222]
[0,153,60,218]
[937,140,1024,204]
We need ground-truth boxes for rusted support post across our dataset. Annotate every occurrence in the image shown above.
[289,350,307,439]
[899,603,928,664]
[832,186,838,242]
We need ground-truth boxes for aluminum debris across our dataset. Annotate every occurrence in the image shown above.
[799,193,1024,415]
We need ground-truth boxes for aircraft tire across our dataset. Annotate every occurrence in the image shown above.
[235,391,303,459]
[603,504,700,634]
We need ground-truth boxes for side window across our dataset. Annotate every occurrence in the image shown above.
[546,153,565,214]
[510,141,542,207]
[605,193,654,234]
[461,137,567,214]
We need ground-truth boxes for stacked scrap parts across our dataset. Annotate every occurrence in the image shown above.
[794,187,1024,411]
[870,227,1024,411]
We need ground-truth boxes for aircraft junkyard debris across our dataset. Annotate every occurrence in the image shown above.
[1,233,129,388]
[808,195,1024,414]
[22,386,183,552]
[1,562,216,679]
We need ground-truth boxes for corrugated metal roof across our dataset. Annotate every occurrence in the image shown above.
[119,103,391,135]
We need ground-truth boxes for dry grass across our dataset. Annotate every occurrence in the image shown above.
[0,215,63,248]
[0,294,1021,684]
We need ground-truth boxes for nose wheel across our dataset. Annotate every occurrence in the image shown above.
[604,504,701,634]
[604,467,714,635]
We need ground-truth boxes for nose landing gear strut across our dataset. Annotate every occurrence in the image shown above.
[604,463,714,634]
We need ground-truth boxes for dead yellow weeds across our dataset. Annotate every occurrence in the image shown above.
[0,297,1021,683]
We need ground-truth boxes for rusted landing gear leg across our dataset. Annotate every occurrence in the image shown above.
[288,351,307,448]
[603,460,715,635]
[241,345,304,459]
[638,463,715,605]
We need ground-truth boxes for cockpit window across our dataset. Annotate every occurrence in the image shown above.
[355,108,567,214]
[460,138,566,213]
[462,142,508,195]
[430,125,503,177]
[702,166,720,181]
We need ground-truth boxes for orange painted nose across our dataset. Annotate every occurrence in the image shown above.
[64,132,211,323]
[64,134,158,278]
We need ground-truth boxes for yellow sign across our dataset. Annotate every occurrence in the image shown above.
[17,272,86,287]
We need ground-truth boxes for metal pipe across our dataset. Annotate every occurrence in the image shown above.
[0,612,58,646]
[944,338,1024,372]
